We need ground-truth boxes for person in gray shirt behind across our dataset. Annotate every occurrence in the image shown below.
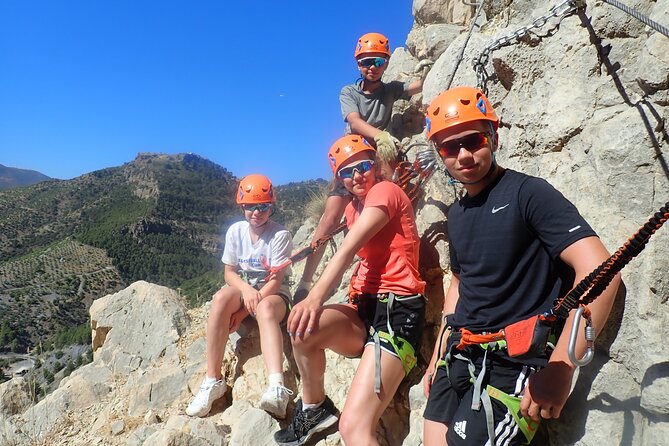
[293,32,427,304]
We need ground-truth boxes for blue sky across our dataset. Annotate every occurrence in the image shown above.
[0,1,414,185]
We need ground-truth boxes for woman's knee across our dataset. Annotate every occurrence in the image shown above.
[339,408,372,442]
[290,332,321,354]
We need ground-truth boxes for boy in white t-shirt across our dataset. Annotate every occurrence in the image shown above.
[186,174,294,418]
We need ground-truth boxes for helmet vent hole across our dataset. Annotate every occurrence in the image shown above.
[459,99,471,105]
[432,106,440,116]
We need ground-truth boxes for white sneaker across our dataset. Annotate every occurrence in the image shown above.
[259,384,294,418]
[186,378,226,417]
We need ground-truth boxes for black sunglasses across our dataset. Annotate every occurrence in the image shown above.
[438,133,490,158]
[242,203,272,212]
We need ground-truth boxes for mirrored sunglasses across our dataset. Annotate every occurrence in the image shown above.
[337,159,375,180]
[357,57,388,68]
[242,203,272,212]
[438,132,489,158]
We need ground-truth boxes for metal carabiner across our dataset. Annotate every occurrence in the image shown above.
[567,306,596,367]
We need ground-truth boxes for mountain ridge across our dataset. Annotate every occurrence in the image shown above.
[0,152,326,352]
[0,164,51,191]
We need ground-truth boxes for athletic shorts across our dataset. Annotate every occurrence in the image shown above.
[233,278,292,325]
[327,176,352,197]
[351,293,425,374]
[424,339,543,445]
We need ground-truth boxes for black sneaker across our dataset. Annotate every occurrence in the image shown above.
[274,397,338,446]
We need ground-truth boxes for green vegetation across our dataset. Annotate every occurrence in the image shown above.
[179,268,225,307]
[49,323,91,350]
[0,153,325,352]
[275,179,328,233]
[0,240,122,351]
[0,319,30,353]
[43,369,54,384]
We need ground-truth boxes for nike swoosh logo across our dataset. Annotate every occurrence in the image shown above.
[492,204,510,214]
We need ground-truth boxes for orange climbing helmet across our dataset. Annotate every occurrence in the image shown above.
[327,135,376,174]
[236,174,276,204]
[425,86,499,140]
[355,32,391,59]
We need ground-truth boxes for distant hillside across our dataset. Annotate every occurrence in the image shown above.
[0,153,324,352]
[0,164,51,190]
[275,179,328,234]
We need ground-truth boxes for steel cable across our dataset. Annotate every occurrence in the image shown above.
[445,0,486,90]
[603,0,669,39]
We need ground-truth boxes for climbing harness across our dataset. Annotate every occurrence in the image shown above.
[262,147,437,282]
[473,0,585,94]
[431,201,667,444]
[264,148,435,394]
[239,270,269,288]
[444,199,669,366]
[350,292,422,394]
[444,0,486,90]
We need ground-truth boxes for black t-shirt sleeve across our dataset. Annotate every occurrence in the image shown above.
[518,177,597,259]
[447,212,461,273]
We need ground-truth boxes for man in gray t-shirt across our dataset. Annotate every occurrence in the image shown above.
[340,79,412,135]
[292,32,425,304]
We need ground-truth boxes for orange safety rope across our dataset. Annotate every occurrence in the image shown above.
[550,200,669,320]
[452,200,668,352]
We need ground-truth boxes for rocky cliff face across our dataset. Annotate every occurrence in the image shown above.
[1,1,667,445]
[410,1,669,444]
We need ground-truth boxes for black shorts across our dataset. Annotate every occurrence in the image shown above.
[352,293,425,374]
[424,341,543,445]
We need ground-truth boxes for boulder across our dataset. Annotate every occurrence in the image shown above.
[407,23,464,61]
[90,281,190,374]
[0,377,32,417]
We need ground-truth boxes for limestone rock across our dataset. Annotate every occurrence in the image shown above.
[407,23,464,61]
[384,48,419,84]
[111,420,125,435]
[423,32,488,105]
[640,363,669,416]
[17,364,112,440]
[413,0,476,26]
[144,409,159,425]
[125,425,159,446]
[228,406,277,446]
[90,281,190,374]
[142,430,198,446]
[0,377,32,417]
[402,382,427,446]
[127,365,187,416]
[637,33,669,93]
